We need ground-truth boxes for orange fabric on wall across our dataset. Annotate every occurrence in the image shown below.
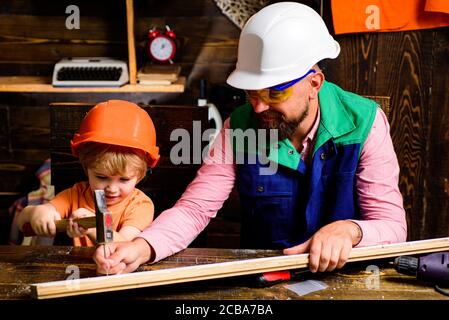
[50,181,154,246]
[331,0,449,34]
[425,0,449,14]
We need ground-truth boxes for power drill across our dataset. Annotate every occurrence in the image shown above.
[393,251,449,287]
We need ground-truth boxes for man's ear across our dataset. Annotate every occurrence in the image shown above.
[309,72,324,99]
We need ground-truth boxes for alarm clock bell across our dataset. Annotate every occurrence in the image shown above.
[147,25,177,64]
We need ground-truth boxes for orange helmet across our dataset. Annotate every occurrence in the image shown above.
[71,100,160,168]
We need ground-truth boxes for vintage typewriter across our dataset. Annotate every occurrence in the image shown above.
[52,58,129,87]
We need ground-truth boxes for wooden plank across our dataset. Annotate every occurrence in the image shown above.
[31,237,449,299]
[0,15,126,40]
[0,76,185,92]
[2,0,220,18]
[324,33,379,95]
[364,95,390,118]
[135,17,240,46]
[126,0,137,85]
[0,246,446,300]
[134,0,223,17]
[377,31,433,240]
[0,16,238,62]
[0,43,126,62]
[9,106,50,150]
[0,62,53,76]
[427,29,449,238]
[0,107,9,150]
[0,159,47,192]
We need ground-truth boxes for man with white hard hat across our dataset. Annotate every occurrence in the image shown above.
[95,2,406,274]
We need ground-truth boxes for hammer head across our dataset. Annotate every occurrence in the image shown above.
[94,190,113,244]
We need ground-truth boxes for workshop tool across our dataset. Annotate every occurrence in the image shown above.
[253,269,310,287]
[22,216,97,237]
[393,251,449,295]
[93,190,114,275]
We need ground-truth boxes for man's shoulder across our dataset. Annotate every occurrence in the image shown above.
[323,81,378,111]
[318,81,378,150]
[326,81,378,108]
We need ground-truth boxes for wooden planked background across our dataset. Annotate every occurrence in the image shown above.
[0,0,447,244]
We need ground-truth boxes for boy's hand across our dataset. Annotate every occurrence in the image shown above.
[29,205,61,237]
[67,208,95,238]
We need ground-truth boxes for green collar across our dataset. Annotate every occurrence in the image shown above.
[232,81,364,171]
[313,81,356,153]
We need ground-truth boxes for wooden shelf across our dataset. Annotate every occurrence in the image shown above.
[0,1,186,94]
[0,76,185,93]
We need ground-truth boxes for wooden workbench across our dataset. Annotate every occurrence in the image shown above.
[0,245,447,301]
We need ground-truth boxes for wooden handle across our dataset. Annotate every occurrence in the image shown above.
[22,216,97,237]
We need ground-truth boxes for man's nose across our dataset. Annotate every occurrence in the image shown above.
[252,99,270,113]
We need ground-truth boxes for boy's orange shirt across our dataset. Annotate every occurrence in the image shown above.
[49,181,154,246]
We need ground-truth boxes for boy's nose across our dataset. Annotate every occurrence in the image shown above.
[252,99,270,114]
[105,184,118,193]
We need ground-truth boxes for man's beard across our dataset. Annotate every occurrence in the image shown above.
[256,104,309,141]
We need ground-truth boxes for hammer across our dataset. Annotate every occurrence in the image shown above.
[93,190,114,275]
[21,191,113,242]
[22,216,97,237]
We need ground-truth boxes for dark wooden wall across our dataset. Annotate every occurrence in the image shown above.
[321,22,449,240]
[0,0,447,244]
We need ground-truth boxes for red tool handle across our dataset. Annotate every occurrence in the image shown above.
[253,269,310,287]
[255,271,292,287]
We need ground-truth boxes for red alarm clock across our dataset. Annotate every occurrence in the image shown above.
[147,25,177,63]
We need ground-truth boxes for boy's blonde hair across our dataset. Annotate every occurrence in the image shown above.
[78,142,147,181]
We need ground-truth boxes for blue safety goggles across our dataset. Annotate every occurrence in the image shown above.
[246,69,316,104]
[270,69,316,90]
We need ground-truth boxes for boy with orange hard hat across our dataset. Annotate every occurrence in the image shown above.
[17,100,160,246]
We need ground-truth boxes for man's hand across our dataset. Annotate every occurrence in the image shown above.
[283,220,362,272]
[93,237,153,274]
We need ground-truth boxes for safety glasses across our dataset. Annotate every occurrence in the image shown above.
[246,69,316,104]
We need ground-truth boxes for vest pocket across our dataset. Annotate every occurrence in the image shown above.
[237,165,297,248]
[239,191,295,248]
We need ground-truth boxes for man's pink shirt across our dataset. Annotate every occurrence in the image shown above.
[141,108,407,262]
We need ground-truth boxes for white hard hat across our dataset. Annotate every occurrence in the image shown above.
[227,2,340,90]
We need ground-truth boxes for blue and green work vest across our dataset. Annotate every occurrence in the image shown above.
[229,81,378,249]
